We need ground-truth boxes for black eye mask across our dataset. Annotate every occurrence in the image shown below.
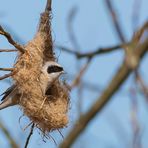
[47,65,63,74]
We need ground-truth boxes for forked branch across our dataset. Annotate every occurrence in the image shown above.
[56,43,128,59]
[0,25,25,53]
[59,36,148,148]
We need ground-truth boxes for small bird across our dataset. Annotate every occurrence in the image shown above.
[40,61,65,95]
[0,61,64,110]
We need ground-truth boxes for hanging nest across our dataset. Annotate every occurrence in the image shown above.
[13,32,70,132]
[0,0,70,133]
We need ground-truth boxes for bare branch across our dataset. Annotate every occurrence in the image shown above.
[70,58,91,88]
[76,44,124,58]
[132,21,148,42]
[0,49,17,52]
[105,0,126,42]
[0,25,25,53]
[45,0,52,12]
[0,120,19,148]
[124,21,148,70]
[68,6,80,49]
[132,0,142,31]
[24,123,35,148]
[56,43,128,59]
[59,37,148,148]
[0,68,14,71]
[129,87,142,148]
[135,72,148,99]
[0,72,14,80]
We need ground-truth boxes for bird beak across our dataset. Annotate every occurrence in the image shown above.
[61,71,67,75]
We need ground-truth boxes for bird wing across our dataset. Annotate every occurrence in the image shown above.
[1,85,17,101]
[0,85,19,110]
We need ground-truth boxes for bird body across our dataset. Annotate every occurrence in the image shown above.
[0,61,64,110]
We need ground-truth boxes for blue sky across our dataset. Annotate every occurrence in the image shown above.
[0,0,148,148]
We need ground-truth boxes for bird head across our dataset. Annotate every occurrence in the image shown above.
[41,61,64,83]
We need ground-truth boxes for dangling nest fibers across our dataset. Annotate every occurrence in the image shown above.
[2,2,70,133]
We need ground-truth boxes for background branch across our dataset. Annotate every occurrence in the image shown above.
[60,37,148,148]
[105,0,126,43]
[0,120,18,148]
[56,43,128,59]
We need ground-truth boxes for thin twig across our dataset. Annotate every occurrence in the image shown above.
[76,44,124,58]
[0,49,17,52]
[59,37,148,148]
[105,0,126,42]
[70,58,91,88]
[57,129,64,139]
[0,25,25,53]
[68,6,79,49]
[0,68,14,71]
[56,43,128,59]
[0,120,19,148]
[135,72,148,99]
[24,123,35,148]
[0,72,14,80]
[132,0,142,31]
[48,134,58,146]
[132,21,148,42]
[129,87,142,148]
[67,6,83,115]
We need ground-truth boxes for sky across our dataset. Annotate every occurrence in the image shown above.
[0,0,148,148]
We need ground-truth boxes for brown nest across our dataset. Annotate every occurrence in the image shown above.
[0,1,70,133]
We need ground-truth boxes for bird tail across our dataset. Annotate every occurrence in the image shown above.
[0,98,15,110]
[0,85,18,110]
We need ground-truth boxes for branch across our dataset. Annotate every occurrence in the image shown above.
[76,44,124,58]
[129,87,142,148]
[132,22,148,42]
[105,0,126,42]
[0,49,17,52]
[124,22,148,70]
[132,0,141,31]
[45,0,52,12]
[59,37,148,148]
[0,120,18,148]
[0,25,25,53]
[0,68,14,71]
[0,72,14,80]
[56,43,128,59]
[70,58,91,88]
[67,6,80,49]
[135,72,148,99]
[24,124,35,148]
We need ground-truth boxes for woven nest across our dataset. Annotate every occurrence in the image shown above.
[12,32,69,132]
[0,2,70,134]
[10,9,70,133]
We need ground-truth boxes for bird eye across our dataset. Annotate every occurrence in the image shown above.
[47,65,63,74]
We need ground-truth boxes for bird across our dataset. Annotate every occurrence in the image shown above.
[0,61,65,110]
